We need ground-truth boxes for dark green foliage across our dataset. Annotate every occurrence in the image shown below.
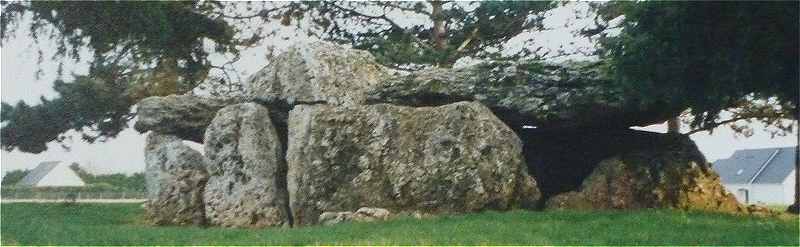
[0,164,142,190]
[2,1,236,84]
[1,75,135,153]
[596,1,799,210]
[1,1,558,153]
[0,165,144,192]
[1,169,30,186]
[1,203,798,245]
[602,1,799,128]
[1,1,236,153]
[68,164,145,192]
[2,1,796,154]
[1,184,140,195]
[86,173,145,192]
[304,1,555,68]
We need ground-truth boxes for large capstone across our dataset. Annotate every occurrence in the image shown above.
[286,101,540,226]
[203,103,291,228]
[247,41,393,106]
[144,133,209,226]
[544,133,743,213]
[366,61,682,129]
[135,95,232,142]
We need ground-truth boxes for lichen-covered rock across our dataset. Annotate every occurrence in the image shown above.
[366,61,682,129]
[143,133,209,226]
[203,103,291,228]
[318,207,391,225]
[135,95,231,142]
[352,207,391,222]
[287,101,540,226]
[247,41,393,106]
[544,134,743,213]
[318,211,354,226]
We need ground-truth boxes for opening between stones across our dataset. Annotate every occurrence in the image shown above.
[515,127,671,202]
[268,105,293,227]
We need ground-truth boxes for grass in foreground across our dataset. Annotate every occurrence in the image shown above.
[1,203,797,245]
[767,204,791,212]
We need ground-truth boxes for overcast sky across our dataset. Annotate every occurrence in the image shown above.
[0,2,796,176]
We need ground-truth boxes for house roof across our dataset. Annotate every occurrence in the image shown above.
[714,146,797,185]
[16,161,62,186]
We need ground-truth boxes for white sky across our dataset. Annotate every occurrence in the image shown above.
[0,2,796,176]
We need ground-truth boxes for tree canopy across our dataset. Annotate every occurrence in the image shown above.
[1,1,237,153]
[300,1,555,68]
[599,1,798,132]
[1,169,29,186]
[0,1,797,153]
[209,1,557,69]
[2,1,236,85]
[0,1,559,153]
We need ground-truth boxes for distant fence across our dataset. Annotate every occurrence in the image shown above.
[2,191,146,200]
[1,187,146,200]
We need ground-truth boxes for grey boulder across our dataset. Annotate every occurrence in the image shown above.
[287,101,540,226]
[143,133,209,226]
[545,134,744,213]
[135,94,231,143]
[247,41,393,106]
[203,103,291,228]
[366,61,682,129]
[319,207,392,225]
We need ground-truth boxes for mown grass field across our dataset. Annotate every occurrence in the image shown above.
[1,203,797,245]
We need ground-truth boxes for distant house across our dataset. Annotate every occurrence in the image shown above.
[16,161,86,187]
[713,147,796,205]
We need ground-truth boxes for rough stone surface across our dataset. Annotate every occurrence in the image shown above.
[318,207,392,225]
[135,95,231,142]
[287,101,540,226]
[144,133,209,226]
[352,207,391,222]
[544,134,744,213]
[247,41,393,106]
[744,204,775,217]
[366,61,682,129]
[203,103,291,228]
[318,211,354,226]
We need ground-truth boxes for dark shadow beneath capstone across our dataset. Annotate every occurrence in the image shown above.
[515,127,684,202]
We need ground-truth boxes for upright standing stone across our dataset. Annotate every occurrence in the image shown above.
[203,103,291,228]
[144,133,209,226]
[287,102,540,226]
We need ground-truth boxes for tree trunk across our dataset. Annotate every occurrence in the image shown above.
[430,0,447,51]
[667,117,680,133]
[789,129,800,214]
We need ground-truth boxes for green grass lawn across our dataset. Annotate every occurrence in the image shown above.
[767,204,791,212]
[1,203,797,245]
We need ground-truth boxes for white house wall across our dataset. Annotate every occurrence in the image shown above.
[35,164,86,187]
[782,171,796,205]
[723,182,793,205]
